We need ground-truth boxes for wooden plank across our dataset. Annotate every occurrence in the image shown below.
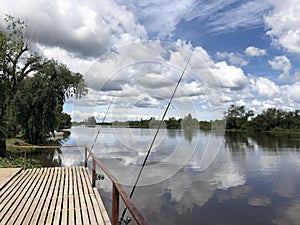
[0,168,42,224]
[0,168,23,198]
[0,169,33,212]
[53,167,65,225]
[90,192,106,225]
[38,167,57,224]
[46,167,62,224]
[93,188,112,225]
[81,166,107,225]
[73,167,83,225]
[30,168,53,224]
[76,167,90,224]
[68,167,75,225]
[0,166,112,225]
[7,168,41,224]
[53,195,63,225]
[69,195,75,225]
[21,168,51,225]
[61,167,69,225]
[80,167,98,225]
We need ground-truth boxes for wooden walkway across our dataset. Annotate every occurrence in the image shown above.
[0,167,111,225]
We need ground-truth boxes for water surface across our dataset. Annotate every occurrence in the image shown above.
[60,127,300,225]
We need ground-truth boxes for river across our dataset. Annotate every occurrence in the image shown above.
[56,127,300,225]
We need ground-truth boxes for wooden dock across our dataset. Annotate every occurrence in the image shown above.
[0,167,111,225]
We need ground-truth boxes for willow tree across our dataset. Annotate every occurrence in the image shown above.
[0,15,47,156]
[0,15,87,154]
[12,60,87,144]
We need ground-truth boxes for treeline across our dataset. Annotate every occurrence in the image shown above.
[75,106,300,133]
[224,105,300,131]
[76,114,211,130]
[113,114,210,130]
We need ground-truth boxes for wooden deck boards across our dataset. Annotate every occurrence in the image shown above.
[0,167,111,225]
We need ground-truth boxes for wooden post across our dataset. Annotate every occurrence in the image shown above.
[112,183,120,225]
[92,157,96,187]
[84,146,88,167]
[24,147,27,170]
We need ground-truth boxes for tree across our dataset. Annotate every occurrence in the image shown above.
[181,113,199,130]
[1,15,46,156]
[12,60,87,144]
[85,116,97,127]
[224,105,254,130]
[57,113,72,130]
[0,15,87,151]
[0,15,45,98]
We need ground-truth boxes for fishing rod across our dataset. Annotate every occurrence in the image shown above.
[118,55,192,225]
[88,97,114,159]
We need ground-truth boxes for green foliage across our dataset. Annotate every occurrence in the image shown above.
[0,156,41,168]
[224,105,300,132]
[199,121,211,130]
[165,117,181,129]
[251,108,300,131]
[0,15,87,147]
[224,105,254,130]
[12,60,87,144]
[57,113,72,130]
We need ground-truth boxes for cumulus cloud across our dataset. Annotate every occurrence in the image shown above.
[216,51,249,66]
[284,82,300,103]
[210,61,249,90]
[268,56,292,80]
[264,0,300,56]
[39,45,94,74]
[252,77,280,99]
[0,0,147,58]
[245,46,267,57]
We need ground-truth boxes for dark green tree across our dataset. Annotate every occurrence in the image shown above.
[1,15,46,156]
[224,105,254,130]
[57,113,72,130]
[12,60,87,144]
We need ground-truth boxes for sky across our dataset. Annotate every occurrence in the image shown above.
[1,0,300,122]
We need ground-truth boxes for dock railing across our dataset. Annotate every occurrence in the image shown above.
[12,145,149,225]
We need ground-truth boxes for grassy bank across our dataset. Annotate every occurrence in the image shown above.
[0,138,42,168]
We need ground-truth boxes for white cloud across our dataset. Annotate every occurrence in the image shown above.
[117,0,195,38]
[208,0,272,32]
[0,0,147,57]
[39,45,94,74]
[245,46,267,57]
[210,61,249,90]
[252,77,280,98]
[268,56,292,80]
[284,82,300,103]
[216,52,249,66]
[117,0,272,37]
[264,0,300,56]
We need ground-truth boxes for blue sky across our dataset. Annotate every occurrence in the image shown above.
[1,0,300,121]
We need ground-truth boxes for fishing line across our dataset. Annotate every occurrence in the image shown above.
[88,96,114,159]
[118,54,192,225]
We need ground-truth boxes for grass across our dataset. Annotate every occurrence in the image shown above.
[0,138,42,168]
[0,157,41,168]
